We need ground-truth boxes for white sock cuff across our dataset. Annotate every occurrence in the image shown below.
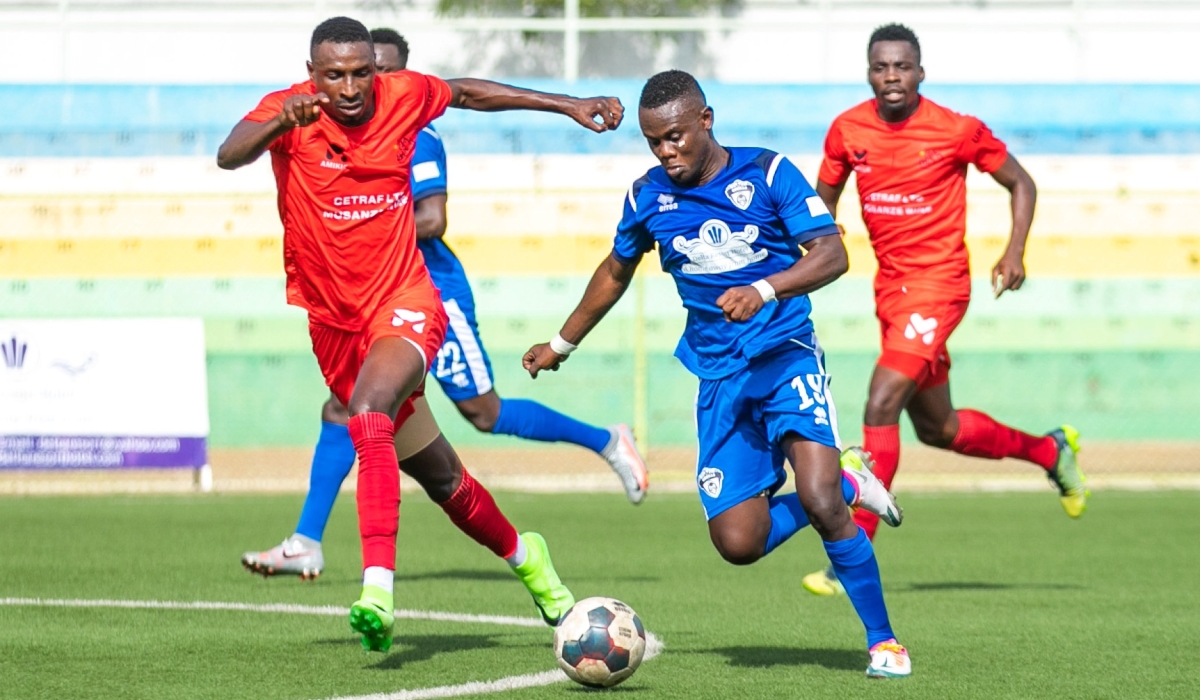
[363,566,394,594]
[505,537,528,568]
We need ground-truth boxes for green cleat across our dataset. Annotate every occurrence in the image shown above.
[1046,425,1088,519]
[349,585,395,653]
[512,532,575,626]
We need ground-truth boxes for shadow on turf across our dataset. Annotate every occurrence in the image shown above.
[394,569,660,584]
[900,581,1084,592]
[313,634,543,671]
[710,646,862,671]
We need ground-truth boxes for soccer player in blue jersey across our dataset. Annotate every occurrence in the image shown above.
[240,28,648,581]
[524,71,911,679]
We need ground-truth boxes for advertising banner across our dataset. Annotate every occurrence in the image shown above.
[0,318,209,473]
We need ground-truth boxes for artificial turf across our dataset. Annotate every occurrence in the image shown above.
[1,490,1197,699]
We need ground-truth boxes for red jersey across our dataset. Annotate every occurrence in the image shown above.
[245,71,452,330]
[818,97,1008,295]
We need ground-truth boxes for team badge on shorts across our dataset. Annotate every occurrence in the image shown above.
[903,313,938,345]
[724,180,755,210]
[698,467,725,498]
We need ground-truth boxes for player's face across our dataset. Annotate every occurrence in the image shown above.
[374,44,406,74]
[307,41,377,126]
[639,100,715,186]
[868,40,924,121]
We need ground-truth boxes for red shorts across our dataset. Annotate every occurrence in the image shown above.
[875,284,969,392]
[309,290,448,429]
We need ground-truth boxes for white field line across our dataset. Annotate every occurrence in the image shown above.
[0,597,664,700]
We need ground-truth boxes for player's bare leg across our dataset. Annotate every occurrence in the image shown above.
[907,379,1087,517]
[706,447,898,566]
[397,400,575,626]
[788,437,907,674]
[345,337,426,652]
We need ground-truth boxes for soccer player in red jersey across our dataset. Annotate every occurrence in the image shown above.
[216,16,623,650]
[802,24,1088,596]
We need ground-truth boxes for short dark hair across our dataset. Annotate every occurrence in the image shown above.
[868,23,920,63]
[311,16,372,55]
[639,70,706,111]
[370,28,409,64]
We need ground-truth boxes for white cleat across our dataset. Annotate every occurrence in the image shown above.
[602,424,649,505]
[866,639,912,679]
[241,535,324,581]
[841,447,903,527]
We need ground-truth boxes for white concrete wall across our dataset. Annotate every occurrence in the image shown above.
[2,0,1199,84]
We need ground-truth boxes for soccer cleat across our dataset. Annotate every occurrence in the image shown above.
[841,447,903,527]
[866,639,912,679]
[602,424,649,505]
[240,535,324,580]
[801,566,844,597]
[349,585,395,653]
[1046,426,1088,518]
[512,532,575,626]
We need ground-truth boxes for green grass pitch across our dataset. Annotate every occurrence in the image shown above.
[2,490,1198,699]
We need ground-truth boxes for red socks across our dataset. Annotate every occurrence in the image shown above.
[439,469,519,560]
[348,412,400,571]
[950,409,1057,470]
[853,425,901,541]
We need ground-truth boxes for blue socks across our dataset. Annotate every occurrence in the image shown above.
[762,473,859,555]
[294,421,357,542]
[491,398,612,454]
[824,529,896,648]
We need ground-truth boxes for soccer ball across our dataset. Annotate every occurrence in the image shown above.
[553,596,646,688]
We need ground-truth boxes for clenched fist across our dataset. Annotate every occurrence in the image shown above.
[523,343,568,378]
[716,285,765,322]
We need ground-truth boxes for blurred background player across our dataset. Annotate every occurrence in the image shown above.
[240,27,649,583]
[524,70,911,679]
[218,16,627,651]
[802,23,1088,597]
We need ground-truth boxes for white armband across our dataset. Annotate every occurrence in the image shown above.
[751,279,777,304]
[549,333,578,356]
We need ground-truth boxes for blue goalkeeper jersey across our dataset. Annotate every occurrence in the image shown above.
[612,147,839,380]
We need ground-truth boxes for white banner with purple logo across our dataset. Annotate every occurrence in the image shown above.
[0,318,209,470]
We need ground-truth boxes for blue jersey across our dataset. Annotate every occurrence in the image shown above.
[411,125,471,302]
[613,147,838,379]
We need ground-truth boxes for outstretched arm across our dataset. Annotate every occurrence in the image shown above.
[989,154,1037,298]
[524,253,639,377]
[216,93,330,170]
[446,79,623,133]
[715,233,849,322]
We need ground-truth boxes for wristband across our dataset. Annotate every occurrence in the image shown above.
[751,279,777,304]
[549,333,578,356]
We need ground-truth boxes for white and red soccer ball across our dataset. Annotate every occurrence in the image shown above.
[552,596,646,688]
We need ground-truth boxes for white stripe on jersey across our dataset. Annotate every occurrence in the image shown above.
[766,154,785,187]
[443,298,493,396]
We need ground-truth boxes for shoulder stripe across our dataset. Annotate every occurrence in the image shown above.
[628,172,653,212]
[766,154,785,188]
[421,126,441,140]
[626,184,637,212]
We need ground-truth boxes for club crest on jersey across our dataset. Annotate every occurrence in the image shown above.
[672,219,768,275]
[724,180,755,210]
[698,467,724,498]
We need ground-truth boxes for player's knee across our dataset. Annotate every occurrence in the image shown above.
[460,405,498,433]
[709,528,765,566]
[914,420,956,448]
[321,396,350,425]
[864,395,904,425]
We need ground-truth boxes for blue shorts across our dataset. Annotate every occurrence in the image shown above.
[695,335,841,520]
[431,295,495,402]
